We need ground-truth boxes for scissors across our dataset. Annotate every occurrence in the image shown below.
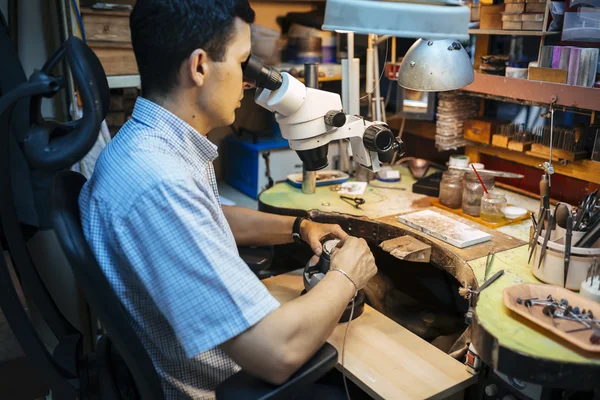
[340,195,366,209]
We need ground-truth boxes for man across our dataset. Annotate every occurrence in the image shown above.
[79,0,378,398]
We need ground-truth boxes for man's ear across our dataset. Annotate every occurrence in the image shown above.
[188,49,209,87]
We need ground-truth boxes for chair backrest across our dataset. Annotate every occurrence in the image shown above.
[50,171,164,400]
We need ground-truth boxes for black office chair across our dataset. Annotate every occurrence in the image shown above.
[0,17,108,398]
[50,170,338,399]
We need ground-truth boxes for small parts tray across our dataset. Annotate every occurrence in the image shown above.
[503,283,600,353]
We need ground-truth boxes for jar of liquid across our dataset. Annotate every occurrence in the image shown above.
[480,192,507,223]
[462,172,495,217]
[439,170,464,209]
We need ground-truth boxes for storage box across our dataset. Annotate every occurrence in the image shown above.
[502,12,522,21]
[81,7,138,76]
[464,118,509,144]
[525,2,546,12]
[505,3,525,13]
[480,5,504,29]
[522,20,544,30]
[522,13,544,21]
[503,21,523,30]
[224,133,339,199]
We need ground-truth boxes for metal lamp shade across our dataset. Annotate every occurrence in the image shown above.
[397,39,475,92]
[322,0,470,40]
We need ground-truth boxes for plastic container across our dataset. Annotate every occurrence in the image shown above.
[480,192,507,223]
[251,25,282,65]
[563,11,600,43]
[439,170,464,209]
[505,64,529,79]
[462,172,495,217]
[449,155,470,168]
[531,232,600,290]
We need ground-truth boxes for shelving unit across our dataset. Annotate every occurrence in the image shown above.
[468,29,559,36]
[465,144,600,185]
[461,72,600,112]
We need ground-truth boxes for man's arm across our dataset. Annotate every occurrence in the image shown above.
[222,206,347,255]
[220,236,377,385]
[222,206,296,246]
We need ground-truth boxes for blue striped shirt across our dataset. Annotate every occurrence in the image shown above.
[79,97,280,399]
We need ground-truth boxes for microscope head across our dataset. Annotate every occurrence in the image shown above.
[243,55,405,172]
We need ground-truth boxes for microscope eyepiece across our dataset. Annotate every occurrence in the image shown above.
[242,55,283,91]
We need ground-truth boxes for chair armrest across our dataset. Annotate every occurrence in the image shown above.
[216,342,338,400]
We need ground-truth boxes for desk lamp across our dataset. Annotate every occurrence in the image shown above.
[323,0,474,92]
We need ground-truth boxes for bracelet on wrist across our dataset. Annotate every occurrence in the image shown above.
[330,268,358,298]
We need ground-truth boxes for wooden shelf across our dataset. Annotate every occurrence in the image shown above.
[469,29,560,36]
[387,118,437,140]
[466,144,600,185]
[461,72,600,112]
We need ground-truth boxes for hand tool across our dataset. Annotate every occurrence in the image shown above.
[564,213,573,288]
[478,269,504,292]
[537,207,556,270]
[340,195,366,209]
[575,217,600,248]
[555,203,570,229]
[484,247,496,282]
[529,195,548,263]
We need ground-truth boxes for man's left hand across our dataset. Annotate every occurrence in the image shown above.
[300,220,348,256]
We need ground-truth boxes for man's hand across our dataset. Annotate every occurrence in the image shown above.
[330,236,377,290]
[300,220,348,256]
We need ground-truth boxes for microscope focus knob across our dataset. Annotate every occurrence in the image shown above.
[324,110,346,127]
[363,124,394,153]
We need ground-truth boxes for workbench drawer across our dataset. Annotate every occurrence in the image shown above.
[81,8,131,44]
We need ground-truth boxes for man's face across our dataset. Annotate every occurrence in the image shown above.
[199,18,251,129]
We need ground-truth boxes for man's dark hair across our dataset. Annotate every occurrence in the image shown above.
[130,0,255,97]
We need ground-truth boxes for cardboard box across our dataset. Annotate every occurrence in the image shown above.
[526,2,546,12]
[503,21,523,30]
[522,20,544,30]
[480,5,505,29]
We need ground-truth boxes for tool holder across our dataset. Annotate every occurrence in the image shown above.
[530,226,600,291]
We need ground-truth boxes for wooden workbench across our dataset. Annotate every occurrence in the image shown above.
[258,167,600,391]
[264,273,476,400]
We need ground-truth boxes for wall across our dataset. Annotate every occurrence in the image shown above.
[0,0,61,118]
[250,1,316,31]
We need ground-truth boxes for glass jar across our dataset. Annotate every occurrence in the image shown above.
[439,170,464,209]
[480,192,507,223]
[462,172,495,217]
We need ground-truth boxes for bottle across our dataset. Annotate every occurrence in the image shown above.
[439,170,464,209]
[462,172,495,217]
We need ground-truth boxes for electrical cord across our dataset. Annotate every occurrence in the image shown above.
[71,0,86,43]
[341,298,355,400]
[359,38,389,101]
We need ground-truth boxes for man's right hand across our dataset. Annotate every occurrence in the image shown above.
[221,235,377,386]
[330,236,377,290]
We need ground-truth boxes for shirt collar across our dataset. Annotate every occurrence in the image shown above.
[131,97,219,163]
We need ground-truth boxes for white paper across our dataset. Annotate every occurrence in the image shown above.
[339,181,368,195]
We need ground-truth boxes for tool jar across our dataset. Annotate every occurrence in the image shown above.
[480,192,507,223]
[439,170,464,209]
[462,172,495,217]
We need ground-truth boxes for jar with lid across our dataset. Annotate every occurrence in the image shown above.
[439,170,464,209]
[480,192,507,223]
[462,172,495,217]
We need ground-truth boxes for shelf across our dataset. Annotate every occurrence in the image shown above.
[469,29,560,36]
[107,75,141,89]
[387,118,437,141]
[466,144,600,185]
[461,72,600,112]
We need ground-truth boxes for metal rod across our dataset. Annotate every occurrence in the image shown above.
[302,63,319,195]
